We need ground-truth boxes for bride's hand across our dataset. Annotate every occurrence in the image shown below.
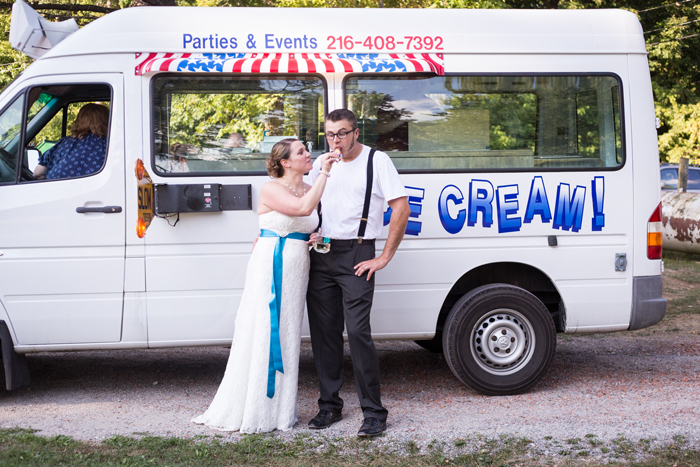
[318,152,338,173]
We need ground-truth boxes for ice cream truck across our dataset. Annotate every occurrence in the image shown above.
[0,1,665,395]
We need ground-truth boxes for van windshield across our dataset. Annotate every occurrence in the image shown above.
[151,75,325,175]
[345,75,623,172]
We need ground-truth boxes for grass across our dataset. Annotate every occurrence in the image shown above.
[586,434,602,447]
[2,428,700,467]
[635,435,700,467]
[0,428,537,467]
[663,250,700,316]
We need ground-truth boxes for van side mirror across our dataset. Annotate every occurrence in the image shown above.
[23,148,43,180]
[25,148,40,171]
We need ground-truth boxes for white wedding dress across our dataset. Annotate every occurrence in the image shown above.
[192,210,318,433]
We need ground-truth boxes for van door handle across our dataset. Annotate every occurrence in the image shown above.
[76,206,123,214]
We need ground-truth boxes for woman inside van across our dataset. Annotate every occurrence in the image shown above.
[34,103,109,180]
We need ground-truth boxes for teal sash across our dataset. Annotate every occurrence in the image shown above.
[259,229,311,399]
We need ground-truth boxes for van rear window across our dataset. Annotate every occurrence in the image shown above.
[345,75,623,172]
[151,75,325,175]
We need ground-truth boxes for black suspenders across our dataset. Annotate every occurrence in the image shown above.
[357,148,376,243]
[316,148,376,242]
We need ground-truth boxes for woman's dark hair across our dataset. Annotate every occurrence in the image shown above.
[71,103,110,139]
[266,138,298,178]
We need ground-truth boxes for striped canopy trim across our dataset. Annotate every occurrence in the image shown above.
[135,52,445,75]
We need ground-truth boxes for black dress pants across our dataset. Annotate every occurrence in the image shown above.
[306,241,388,421]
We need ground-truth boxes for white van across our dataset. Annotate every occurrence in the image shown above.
[0,3,665,395]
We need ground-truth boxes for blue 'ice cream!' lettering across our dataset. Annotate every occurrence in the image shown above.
[438,185,466,234]
[591,177,605,231]
[405,187,425,236]
[496,185,521,233]
[467,180,494,228]
[437,176,605,235]
[384,186,425,236]
[524,176,552,224]
[553,183,586,232]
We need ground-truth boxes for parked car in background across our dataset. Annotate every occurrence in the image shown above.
[660,163,700,192]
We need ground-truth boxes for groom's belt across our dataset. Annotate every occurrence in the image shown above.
[330,238,375,247]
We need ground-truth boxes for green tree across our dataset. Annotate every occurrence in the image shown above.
[657,96,700,164]
[0,13,30,89]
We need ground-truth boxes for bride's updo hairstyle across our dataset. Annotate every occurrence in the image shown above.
[266,138,298,178]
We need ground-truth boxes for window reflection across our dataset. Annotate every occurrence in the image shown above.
[152,76,325,174]
[346,75,622,171]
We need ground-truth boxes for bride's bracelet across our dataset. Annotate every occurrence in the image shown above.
[319,170,330,177]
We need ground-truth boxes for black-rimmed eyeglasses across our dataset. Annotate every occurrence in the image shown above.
[325,128,356,140]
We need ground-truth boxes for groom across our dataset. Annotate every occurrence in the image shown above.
[305,109,410,437]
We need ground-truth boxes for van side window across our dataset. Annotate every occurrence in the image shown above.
[611,85,622,165]
[345,75,623,172]
[151,75,325,175]
[21,84,112,182]
[0,95,24,184]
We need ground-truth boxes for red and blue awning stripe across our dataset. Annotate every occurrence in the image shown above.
[135,52,444,75]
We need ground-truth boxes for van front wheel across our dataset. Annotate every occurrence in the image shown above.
[442,284,556,396]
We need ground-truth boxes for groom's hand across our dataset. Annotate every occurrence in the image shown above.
[354,256,389,281]
[308,232,318,244]
[353,197,409,281]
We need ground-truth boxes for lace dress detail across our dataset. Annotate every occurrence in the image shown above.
[192,210,318,433]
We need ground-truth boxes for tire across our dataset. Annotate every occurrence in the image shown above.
[414,335,443,353]
[442,283,556,396]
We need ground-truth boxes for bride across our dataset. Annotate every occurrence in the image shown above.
[192,139,337,433]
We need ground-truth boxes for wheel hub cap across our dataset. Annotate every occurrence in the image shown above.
[470,309,536,375]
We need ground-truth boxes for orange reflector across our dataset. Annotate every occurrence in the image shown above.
[137,217,147,238]
[135,159,145,181]
[648,232,662,246]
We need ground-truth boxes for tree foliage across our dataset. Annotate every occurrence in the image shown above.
[0,13,29,88]
[641,3,700,163]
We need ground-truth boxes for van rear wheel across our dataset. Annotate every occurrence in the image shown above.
[442,284,556,396]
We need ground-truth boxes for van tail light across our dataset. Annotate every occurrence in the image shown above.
[647,202,663,259]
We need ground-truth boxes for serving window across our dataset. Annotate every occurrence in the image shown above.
[151,75,326,175]
[345,74,623,172]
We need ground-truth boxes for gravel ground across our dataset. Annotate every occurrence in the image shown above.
[1,327,699,459]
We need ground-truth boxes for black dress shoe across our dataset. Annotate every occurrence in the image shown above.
[308,410,342,429]
[357,417,387,437]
